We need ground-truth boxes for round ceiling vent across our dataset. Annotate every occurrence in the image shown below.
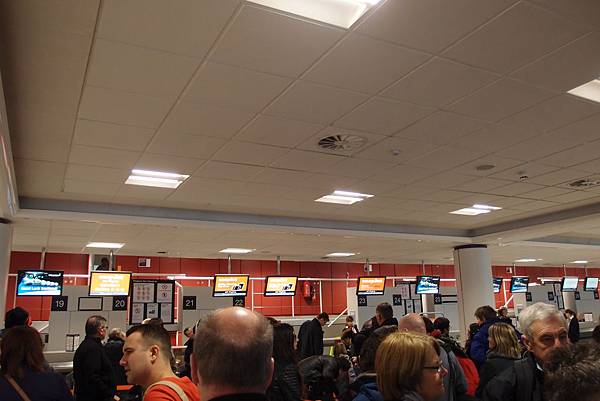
[569,177,600,188]
[318,134,367,152]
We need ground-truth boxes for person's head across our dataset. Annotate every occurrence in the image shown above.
[375,302,393,326]
[333,342,347,358]
[85,315,108,339]
[519,302,568,365]
[193,307,273,398]
[317,312,329,326]
[184,327,193,338]
[564,309,576,319]
[142,317,164,326]
[376,332,446,401]
[498,306,508,318]
[487,323,521,359]
[468,322,480,338]
[4,307,31,329]
[120,323,173,387]
[474,305,497,325]
[545,343,600,401]
[345,316,354,327]
[358,325,398,373]
[421,316,434,334]
[398,313,426,334]
[0,326,45,380]
[109,328,125,341]
[272,322,296,368]
[433,317,450,335]
[341,329,353,347]
[100,257,109,268]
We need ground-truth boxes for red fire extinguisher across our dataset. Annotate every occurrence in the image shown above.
[303,281,312,299]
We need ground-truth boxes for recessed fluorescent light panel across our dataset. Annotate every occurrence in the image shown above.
[219,248,255,254]
[568,78,600,103]
[572,260,589,264]
[327,252,356,257]
[125,169,189,189]
[316,190,374,205]
[450,204,502,216]
[86,242,125,249]
[248,0,382,29]
[515,258,539,263]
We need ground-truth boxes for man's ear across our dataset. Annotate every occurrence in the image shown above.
[265,357,275,389]
[150,345,160,362]
[191,357,199,385]
[522,334,532,351]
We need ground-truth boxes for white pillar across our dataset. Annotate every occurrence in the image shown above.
[0,219,13,327]
[563,291,576,312]
[454,244,494,343]
[422,294,435,315]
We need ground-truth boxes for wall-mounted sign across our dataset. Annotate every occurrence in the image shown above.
[433,293,443,304]
[138,258,151,268]
[357,295,368,307]
[392,294,402,306]
[575,291,581,300]
[183,296,196,310]
[51,295,68,311]
[548,292,555,301]
[232,296,245,307]
[112,296,128,311]
[525,292,532,302]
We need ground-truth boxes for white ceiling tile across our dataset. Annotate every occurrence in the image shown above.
[454,177,513,192]
[63,179,121,197]
[395,111,487,145]
[184,62,291,112]
[342,179,403,195]
[295,174,360,191]
[74,119,154,152]
[271,150,345,173]
[213,141,288,166]
[536,141,600,168]
[528,0,600,29]
[264,81,368,124]
[526,168,591,186]
[368,164,439,185]
[548,190,600,204]
[453,155,524,177]
[135,153,205,174]
[452,122,536,153]
[381,57,499,107]
[570,159,600,174]
[443,2,588,74]
[511,32,600,92]
[296,126,386,156]
[489,162,558,182]
[384,185,437,199]
[408,146,486,171]
[447,79,554,122]
[549,113,600,144]
[418,190,470,202]
[14,159,66,197]
[168,177,245,202]
[508,199,560,211]
[193,161,263,181]
[79,86,174,128]
[65,164,129,184]
[210,5,344,77]
[161,101,255,139]
[494,133,577,161]
[415,172,478,189]
[356,0,516,52]
[69,145,140,169]
[335,97,435,135]
[520,186,573,200]
[98,0,240,58]
[236,115,324,148]
[116,185,175,200]
[305,33,429,94]
[328,157,396,180]
[354,137,439,163]
[147,131,226,159]
[249,168,313,186]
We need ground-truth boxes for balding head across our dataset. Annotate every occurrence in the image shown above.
[192,307,273,397]
[398,313,426,334]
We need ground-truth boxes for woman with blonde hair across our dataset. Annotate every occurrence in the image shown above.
[475,322,522,397]
[376,332,447,401]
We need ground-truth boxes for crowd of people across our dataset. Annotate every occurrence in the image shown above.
[1,302,600,401]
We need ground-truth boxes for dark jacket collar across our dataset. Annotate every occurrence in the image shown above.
[209,393,267,401]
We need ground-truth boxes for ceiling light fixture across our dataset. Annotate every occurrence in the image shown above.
[514,258,539,263]
[247,0,382,29]
[572,260,588,264]
[219,248,255,254]
[450,204,502,216]
[326,252,357,257]
[568,78,600,103]
[125,169,189,189]
[86,242,125,249]
[316,190,374,205]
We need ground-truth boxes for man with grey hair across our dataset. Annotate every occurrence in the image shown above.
[483,302,569,401]
[398,314,467,401]
[192,307,274,401]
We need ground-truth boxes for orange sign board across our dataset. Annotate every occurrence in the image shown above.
[213,275,249,297]
[264,276,298,296]
[357,276,386,295]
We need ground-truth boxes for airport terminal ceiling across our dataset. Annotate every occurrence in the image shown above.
[1,0,600,265]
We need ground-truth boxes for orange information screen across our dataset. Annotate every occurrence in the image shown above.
[89,272,131,296]
[264,276,298,296]
[357,276,386,296]
[213,275,249,297]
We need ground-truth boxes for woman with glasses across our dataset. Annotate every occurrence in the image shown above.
[376,332,447,401]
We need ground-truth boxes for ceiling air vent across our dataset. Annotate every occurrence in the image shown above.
[318,134,367,152]
[569,177,600,188]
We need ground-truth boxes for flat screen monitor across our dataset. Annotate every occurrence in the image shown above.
[510,277,529,293]
[356,276,386,296]
[264,276,298,296]
[16,270,64,296]
[213,275,249,297]
[493,277,503,293]
[416,276,440,294]
[561,276,579,292]
[89,271,132,296]
[584,277,599,292]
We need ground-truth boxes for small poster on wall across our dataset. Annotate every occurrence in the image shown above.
[160,303,173,323]
[131,303,144,324]
[133,282,155,303]
[548,292,555,301]
[146,303,159,319]
[397,284,411,300]
[156,282,174,303]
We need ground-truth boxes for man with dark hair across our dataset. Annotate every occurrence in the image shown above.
[0,307,31,338]
[120,324,199,401]
[192,307,274,401]
[564,309,580,343]
[375,303,397,327]
[471,305,503,368]
[298,312,329,359]
[544,342,600,401]
[73,315,116,401]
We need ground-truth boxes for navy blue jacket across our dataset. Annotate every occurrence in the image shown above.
[0,368,73,401]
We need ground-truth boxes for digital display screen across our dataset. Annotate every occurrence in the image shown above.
[585,277,599,292]
[510,277,529,293]
[561,277,579,292]
[416,276,440,294]
[356,276,386,296]
[213,275,249,297]
[264,276,298,296]
[17,270,64,296]
[493,277,503,293]
[89,272,132,296]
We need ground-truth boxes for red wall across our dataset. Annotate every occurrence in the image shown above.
[8,251,599,320]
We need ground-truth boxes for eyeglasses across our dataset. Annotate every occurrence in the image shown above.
[423,362,446,374]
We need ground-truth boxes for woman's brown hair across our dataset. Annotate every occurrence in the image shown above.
[488,322,521,359]
[0,326,46,379]
[376,332,440,400]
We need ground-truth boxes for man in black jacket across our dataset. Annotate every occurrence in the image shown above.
[375,303,398,327]
[298,312,329,360]
[73,315,116,401]
[564,309,580,343]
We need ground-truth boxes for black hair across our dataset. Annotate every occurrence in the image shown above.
[5,307,29,329]
[422,316,434,334]
[272,323,297,369]
[85,315,106,336]
[317,312,329,322]
[474,305,497,322]
[126,323,172,362]
[376,303,393,320]
[433,317,450,332]
[545,343,600,401]
[358,325,398,372]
